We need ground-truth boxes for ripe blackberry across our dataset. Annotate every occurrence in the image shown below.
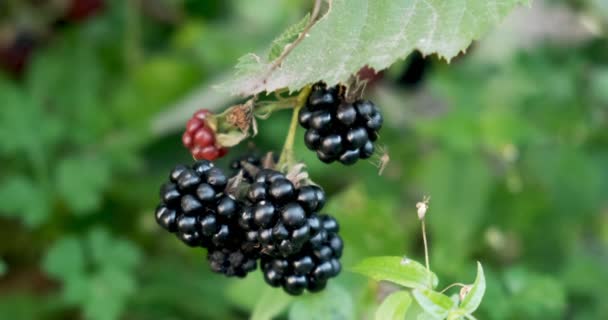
[207,247,258,278]
[238,169,327,257]
[299,83,383,165]
[261,214,343,295]
[182,109,228,161]
[155,160,243,250]
[229,153,279,183]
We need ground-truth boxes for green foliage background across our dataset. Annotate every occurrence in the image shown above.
[1,0,607,319]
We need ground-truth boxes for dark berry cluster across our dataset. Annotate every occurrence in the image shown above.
[182,109,229,161]
[299,83,383,165]
[155,160,258,277]
[261,214,342,295]
[239,169,327,258]
[155,158,343,294]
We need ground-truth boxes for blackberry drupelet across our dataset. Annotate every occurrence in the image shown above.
[261,214,343,295]
[238,169,327,257]
[207,247,258,278]
[299,82,383,165]
[155,160,243,249]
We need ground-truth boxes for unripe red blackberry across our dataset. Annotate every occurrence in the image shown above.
[238,170,326,257]
[260,215,343,295]
[299,83,383,165]
[182,109,229,161]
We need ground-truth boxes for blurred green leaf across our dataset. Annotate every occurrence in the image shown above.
[0,175,50,227]
[42,228,141,320]
[289,284,353,320]
[55,156,111,214]
[43,236,85,280]
[0,79,62,159]
[503,267,567,319]
[0,258,6,276]
[417,152,492,277]
[352,256,438,289]
[460,262,486,314]
[412,289,455,319]
[251,287,294,320]
[375,290,412,320]
[220,0,527,95]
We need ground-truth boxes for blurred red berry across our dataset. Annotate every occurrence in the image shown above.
[183,109,228,161]
[67,0,105,21]
[0,32,36,76]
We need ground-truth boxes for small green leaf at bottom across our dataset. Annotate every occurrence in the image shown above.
[289,284,353,320]
[352,256,438,289]
[459,262,486,314]
[375,291,412,320]
[412,289,456,319]
[251,287,294,320]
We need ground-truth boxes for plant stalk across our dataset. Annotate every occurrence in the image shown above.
[421,219,432,288]
[277,86,312,169]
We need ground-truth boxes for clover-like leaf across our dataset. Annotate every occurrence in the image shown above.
[55,156,111,214]
[0,175,50,227]
[352,256,438,289]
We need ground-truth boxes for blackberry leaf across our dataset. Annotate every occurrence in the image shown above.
[219,0,528,96]
[267,13,310,61]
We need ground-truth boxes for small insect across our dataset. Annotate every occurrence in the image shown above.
[370,145,390,175]
[400,256,411,265]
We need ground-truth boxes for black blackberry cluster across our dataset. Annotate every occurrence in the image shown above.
[261,214,342,295]
[155,159,343,294]
[155,160,258,277]
[239,169,326,257]
[299,83,383,165]
[230,153,263,182]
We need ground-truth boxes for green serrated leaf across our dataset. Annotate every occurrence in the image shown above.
[220,0,527,96]
[352,256,438,289]
[267,13,310,61]
[55,156,111,214]
[412,289,456,319]
[289,284,353,320]
[235,53,266,76]
[251,287,294,320]
[460,262,486,314]
[0,176,50,227]
[375,291,412,320]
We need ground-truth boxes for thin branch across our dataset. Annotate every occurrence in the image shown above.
[277,86,312,168]
[421,219,431,287]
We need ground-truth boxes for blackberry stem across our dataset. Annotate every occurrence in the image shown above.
[278,86,312,169]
